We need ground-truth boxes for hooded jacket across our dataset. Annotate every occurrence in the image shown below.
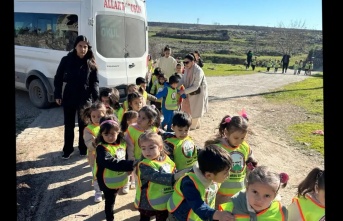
[54,50,99,108]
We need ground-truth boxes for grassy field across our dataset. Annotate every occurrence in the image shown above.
[263,73,324,154]
[202,63,324,155]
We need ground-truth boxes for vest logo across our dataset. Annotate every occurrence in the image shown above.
[161,163,172,173]
[230,151,245,173]
[182,140,195,158]
[157,87,164,93]
[115,148,126,161]
[171,91,176,100]
[205,183,218,206]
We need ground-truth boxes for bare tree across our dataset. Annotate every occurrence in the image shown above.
[271,20,308,56]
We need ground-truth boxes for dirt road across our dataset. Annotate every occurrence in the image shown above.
[16,71,324,221]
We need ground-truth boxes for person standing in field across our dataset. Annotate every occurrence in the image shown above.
[246,50,253,70]
[251,56,257,71]
[54,35,99,159]
[281,53,291,73]
[156,45,178,79]
[297,60,304,75]
[194,50,204,68]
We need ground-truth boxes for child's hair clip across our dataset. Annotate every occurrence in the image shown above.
[280,173,289,184]
[238,108,248,120]
[222,117,231,124]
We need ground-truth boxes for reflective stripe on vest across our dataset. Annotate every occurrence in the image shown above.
[165,136,197,171]
[135,156,176,210]
[165,87,178,110]
[215,142,250,196]
[293,194,325,221]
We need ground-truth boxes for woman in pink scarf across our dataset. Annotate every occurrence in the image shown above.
[178,53,208,130]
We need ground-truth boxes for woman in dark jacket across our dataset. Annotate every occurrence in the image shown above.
[54,35,99,159]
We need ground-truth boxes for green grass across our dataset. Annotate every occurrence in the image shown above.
[203,63,265,76]
[263,73,324,154]
[200,63,324,155]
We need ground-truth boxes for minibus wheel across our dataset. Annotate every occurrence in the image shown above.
[28,79,50,109]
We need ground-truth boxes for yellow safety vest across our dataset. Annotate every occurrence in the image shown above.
[154,83,165,103]
[84,124,100,156]
[165,87,178,110]
[215,142,250,196]
[167,172,219,221]
[292,194,325,221]
[219,200,286,221]
[126,125,158,160]
[165,136,197,170]
[114,106,124,123]
[94,142,128,189]
[134,156,176,210]
[123,100,129,112]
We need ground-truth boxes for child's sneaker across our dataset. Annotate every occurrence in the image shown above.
[122,182,130,194]
[130,181,136,190]
[94,192,103,203]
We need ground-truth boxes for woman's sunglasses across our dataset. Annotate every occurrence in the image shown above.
[183,61,190,65]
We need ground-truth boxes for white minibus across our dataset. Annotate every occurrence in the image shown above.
[15,0,149,108]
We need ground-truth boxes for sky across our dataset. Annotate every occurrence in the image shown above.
[146,0,322,30]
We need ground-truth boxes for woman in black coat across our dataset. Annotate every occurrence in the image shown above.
[54,35,100,159]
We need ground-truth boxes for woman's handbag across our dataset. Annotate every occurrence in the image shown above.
[189,87,201,95]
[189,77,204,95]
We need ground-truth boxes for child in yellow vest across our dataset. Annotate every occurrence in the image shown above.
[135,130,187,221]
[204,111,258,209]
[150,72,167,112]
[164,111,198,171]
[94,115,137,221]
[123,83,138,112]
[298,60,304,75]
[81,101,107,203]
[167,144,235,221]
[127,91,144,112]
[155,75,186,132]
[274,60,280,73]
[120,110,139,192]
[99,87,125,123]
[219,166,289,220]
[293,61,299,75]
[148,67,162,94]
[124,105,163,190]
[266,59,272,72]
[287,167,325,221]
[136,77,157,106]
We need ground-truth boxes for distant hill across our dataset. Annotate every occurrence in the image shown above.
[147,22,323,70]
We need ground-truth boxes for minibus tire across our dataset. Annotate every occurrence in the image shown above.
[28,79,50,109]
